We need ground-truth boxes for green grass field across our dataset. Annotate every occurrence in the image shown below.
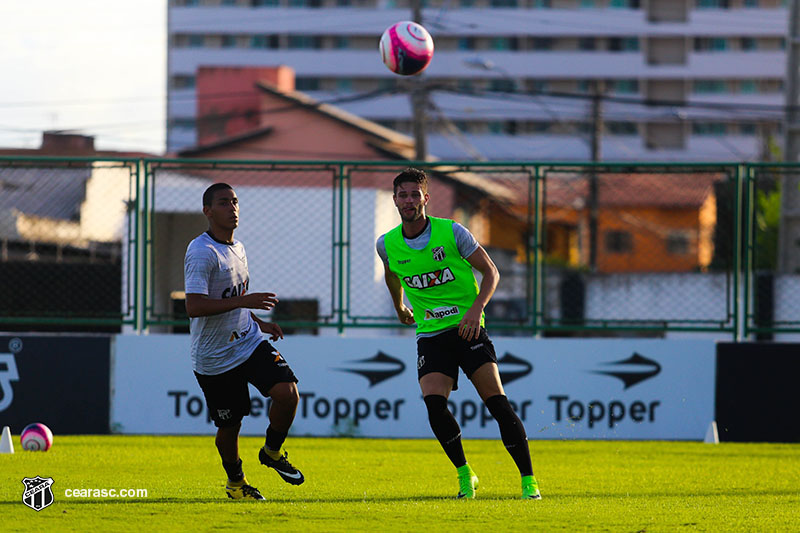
[2,435,798,532]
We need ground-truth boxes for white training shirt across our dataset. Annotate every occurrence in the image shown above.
[184,231,263,375]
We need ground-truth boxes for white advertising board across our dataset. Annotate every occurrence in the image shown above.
[111,335,715,440]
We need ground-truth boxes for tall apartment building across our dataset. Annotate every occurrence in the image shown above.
[168,0,789,161]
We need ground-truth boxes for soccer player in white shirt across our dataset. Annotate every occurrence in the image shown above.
[184,183,304,500]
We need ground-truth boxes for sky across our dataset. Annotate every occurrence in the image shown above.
[0,0,166,154]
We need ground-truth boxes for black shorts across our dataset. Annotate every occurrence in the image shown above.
[416,327,497,391]
[194,341,298,428]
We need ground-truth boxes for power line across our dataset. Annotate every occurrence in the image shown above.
[432,84,795,115]
[1,82,788,142]
[0,87,401,139]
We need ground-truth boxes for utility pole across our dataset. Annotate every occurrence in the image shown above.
[780,0,800,273]
[588,80,603,271]
[411,0,427,161]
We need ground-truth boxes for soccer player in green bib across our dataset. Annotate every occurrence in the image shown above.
[376,168,541,500]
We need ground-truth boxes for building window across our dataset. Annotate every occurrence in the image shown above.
[697,0,730,7]
[221,35,237,48]
[221,0,238,5]
[378,78,397,90]
[188,35,204,48]
[490,0,518,6]
[289,0,323,6]
[172,75,196,89]
[532,0,551,6]
[532,37,553,50]
[530,80,548,93]
[739,80,757,94]
[250,35,278,48]
[172,117,197,129]
[692,123,728,135]
[490,37,518,51]
[740,123,756,135]
[579,37,596,51]
[458,37,475,50]
[288,35,322,49]
[606,122,637,135]
[711,38,727,51]
[693,80,728,94]
[622,37,640,51]
[740,37,757,51]
[665,233,690,255]
[489,79,516,92]
[608,79,639,93]
[605,231,633,253]
[580,0,596,6]
[694,37,728,51]
[295,78,320,91]
[334,36,349,49]
[336,78,353,91]
[251,0,279,5]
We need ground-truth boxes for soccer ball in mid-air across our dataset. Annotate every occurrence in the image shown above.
[379,21,434,76]
[21,423,53,451]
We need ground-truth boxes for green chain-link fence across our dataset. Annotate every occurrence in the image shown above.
[1,157,798,339]
[538,163,740,335]
[744,163,800,338]
[0,157,139,332]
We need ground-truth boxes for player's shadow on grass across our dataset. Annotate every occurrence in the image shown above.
[563,489,800,499]
[1,495,529,505]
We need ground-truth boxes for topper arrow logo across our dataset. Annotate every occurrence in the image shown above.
[497,352,533,385]
[336,351,406,387]
[592,352,662,389]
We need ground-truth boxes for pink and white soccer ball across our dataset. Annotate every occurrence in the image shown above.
[379,21,434,76]
[21,423,53,451]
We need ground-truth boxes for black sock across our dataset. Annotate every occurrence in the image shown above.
[485,394,533,477]
[222,458,244,482]
[423,395,466,468]
[265,426,288,452]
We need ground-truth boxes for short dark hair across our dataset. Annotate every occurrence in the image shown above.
[393,167,428,194]
[202,183,234,207]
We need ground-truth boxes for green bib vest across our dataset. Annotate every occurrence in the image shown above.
[384,216,483,333]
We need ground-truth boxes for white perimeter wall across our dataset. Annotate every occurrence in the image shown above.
[111,335,715,440]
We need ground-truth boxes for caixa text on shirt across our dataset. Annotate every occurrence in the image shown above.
[403,267,455,289]
[222,278,249,298]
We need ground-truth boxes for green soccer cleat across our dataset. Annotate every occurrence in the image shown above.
[456,464,479,499]
[259,447,305,485]
[225,478,266,501]
[521,475,541,500]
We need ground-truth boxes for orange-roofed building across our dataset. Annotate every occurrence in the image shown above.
[542,173,723,273]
